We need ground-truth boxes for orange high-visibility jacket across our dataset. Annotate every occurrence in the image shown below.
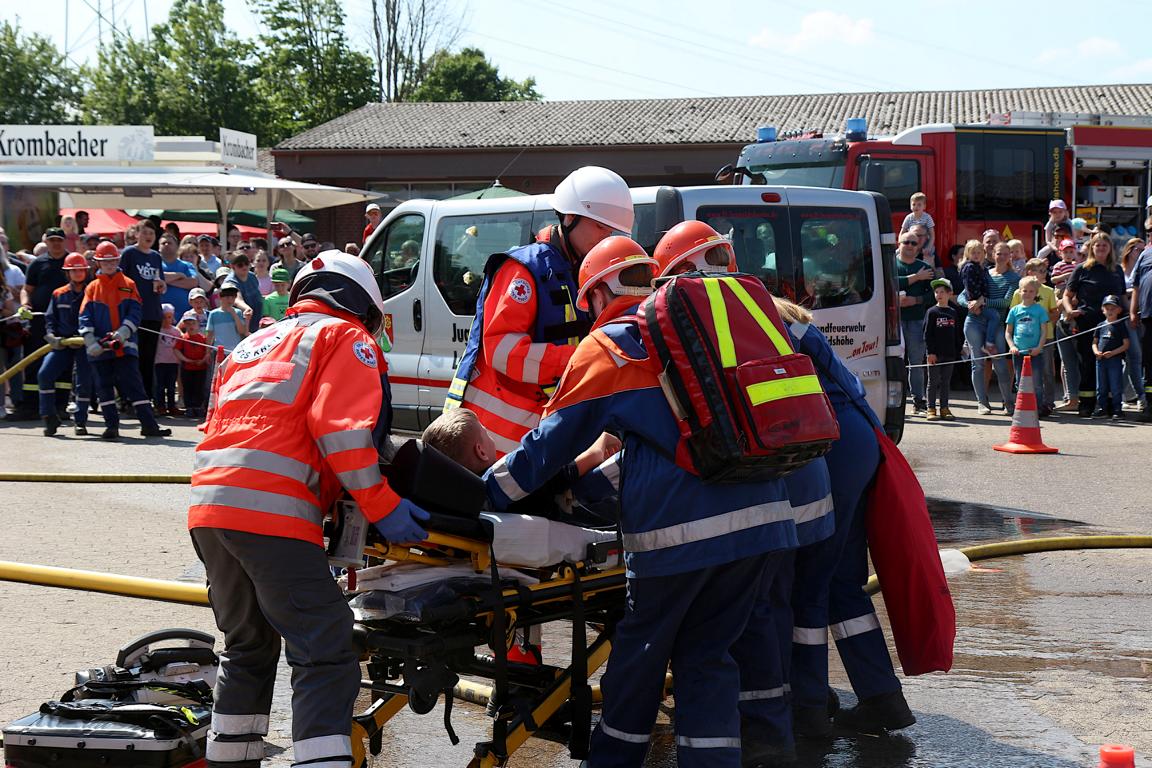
[188,299,401,545]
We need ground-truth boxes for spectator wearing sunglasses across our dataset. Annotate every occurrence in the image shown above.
[274,238,304,280]
[222,251,264,332]
[896,234,935,415]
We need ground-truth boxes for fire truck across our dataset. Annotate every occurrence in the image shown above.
[729,112,1152,266]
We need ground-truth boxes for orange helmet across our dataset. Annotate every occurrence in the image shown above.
[654,220,736,277]
[63,253,89,270]
[575,236,658,311]
[94,241,121,261]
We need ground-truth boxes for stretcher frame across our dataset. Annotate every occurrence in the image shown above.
[350,529,627,768]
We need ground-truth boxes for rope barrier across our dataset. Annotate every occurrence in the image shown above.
[904,317,1133,369]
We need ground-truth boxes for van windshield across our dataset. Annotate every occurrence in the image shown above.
[740,138,847,188]
[697,205,873,310]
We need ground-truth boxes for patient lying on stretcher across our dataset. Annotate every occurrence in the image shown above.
[417,408,622,568]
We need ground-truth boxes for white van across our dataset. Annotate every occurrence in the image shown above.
[362,185,906,441]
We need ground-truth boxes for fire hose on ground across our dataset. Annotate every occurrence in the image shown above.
[2,534,1151,707]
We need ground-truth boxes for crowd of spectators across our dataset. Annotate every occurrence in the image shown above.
[899,193,1152,422]
[0,213,335,429]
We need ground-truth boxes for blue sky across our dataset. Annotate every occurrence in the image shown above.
[13,0,1152,101]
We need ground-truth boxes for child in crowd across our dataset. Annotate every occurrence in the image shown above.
[1007,239,1029,275]
[205,284,249,353]
[1093,296,1130,420]
[901,192,935,262]
[187,287,210,329]
[154,303,181,416]
[1005,276,1050,410]
[1044,200,1071,242]
[1011,259,1058,416]
[923,278,962,421]
[1050,239,1079,290]
[175,311,209,420]
[263,267,291,321]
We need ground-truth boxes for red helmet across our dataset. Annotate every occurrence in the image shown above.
[654,220,736,277]
[63,253,89,270]
[94,241,121,261]
[575,236,658,311]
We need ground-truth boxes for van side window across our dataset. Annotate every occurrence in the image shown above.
[795,207,873,309]
[697,206,795,301]
[364,214,425,299]
[433,212,536,315]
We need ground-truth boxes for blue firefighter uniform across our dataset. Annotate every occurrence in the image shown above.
[79,269,164,434]
[786,321,901,718]
[731,454,833,752]
[486,298,797,768]
[447,226,589,455]
[38,282,92,427]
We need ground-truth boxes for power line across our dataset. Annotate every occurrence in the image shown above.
[468,29,724,98]
[525,0,900,94]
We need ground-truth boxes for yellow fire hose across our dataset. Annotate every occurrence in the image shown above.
[0,473,193,483]
[0,338,85,386]
[3,534,1152,709]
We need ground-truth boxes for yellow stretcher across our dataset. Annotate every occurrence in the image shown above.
[348,514,626,768]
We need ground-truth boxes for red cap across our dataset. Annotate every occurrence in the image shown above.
[1059,239,1076,249]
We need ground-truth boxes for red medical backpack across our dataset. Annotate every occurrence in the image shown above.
[636,273,839,482]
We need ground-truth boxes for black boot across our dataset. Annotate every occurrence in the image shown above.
[101,427,120,440]
[834,690,916,735]
[792,704,834,739]
[42,414,60,436]
[137,404,171,437]
[741,720,796,767]
[75,424,89,436]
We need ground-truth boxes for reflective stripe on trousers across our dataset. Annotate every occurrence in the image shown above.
[830,612,881,641]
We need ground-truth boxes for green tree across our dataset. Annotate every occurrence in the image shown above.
[82,0,264,139]
[82,37,165,127]
[409,47,540,102]
[0,21,83,122]
[251,0,377,142]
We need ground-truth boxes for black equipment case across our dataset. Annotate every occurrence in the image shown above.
[3,699,210,768]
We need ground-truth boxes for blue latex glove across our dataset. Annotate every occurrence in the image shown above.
[373,499,431,543]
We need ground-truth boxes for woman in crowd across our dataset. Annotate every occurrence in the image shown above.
[1120,237,1146,410]
[962,241,1018,415]
[1063,233,1127,417]
[0,267,21,416]
[253,249,274,295]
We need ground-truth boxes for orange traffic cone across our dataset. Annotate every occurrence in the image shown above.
[1098,744,1135,768]
[993,355,1058,455]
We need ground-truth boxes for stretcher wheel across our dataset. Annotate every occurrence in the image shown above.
[407,686,439,715]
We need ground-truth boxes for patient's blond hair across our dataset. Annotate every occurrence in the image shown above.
[422,408,481,465]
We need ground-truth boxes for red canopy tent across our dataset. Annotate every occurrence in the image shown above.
[61,208,265,241]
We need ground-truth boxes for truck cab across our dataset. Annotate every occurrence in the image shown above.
[364,184,905,442]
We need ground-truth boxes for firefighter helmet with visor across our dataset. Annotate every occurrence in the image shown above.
[654,220,736,277]
[575,236,658,311]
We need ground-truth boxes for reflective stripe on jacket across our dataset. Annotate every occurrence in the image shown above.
[485,298,798,579]
[189,299,401,545]
[46,283,87,338]
[447,228,589,455]
[79,270,142,360]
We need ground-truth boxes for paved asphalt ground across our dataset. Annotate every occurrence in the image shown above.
[1,389,1150,766]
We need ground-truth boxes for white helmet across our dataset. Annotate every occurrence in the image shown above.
[290,250,385,331]
[551,166,635,234]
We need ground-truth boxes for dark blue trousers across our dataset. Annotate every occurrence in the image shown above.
[588,553,777,768]
[38,348,92,426]
[91,356,160,432]
[731,551,794,747]
[790,405,900,709]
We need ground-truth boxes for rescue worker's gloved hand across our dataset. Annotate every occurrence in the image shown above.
[115,325,132,343]
[373,499,431,543]
[44,333,63,350]
[85,339,103,358]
